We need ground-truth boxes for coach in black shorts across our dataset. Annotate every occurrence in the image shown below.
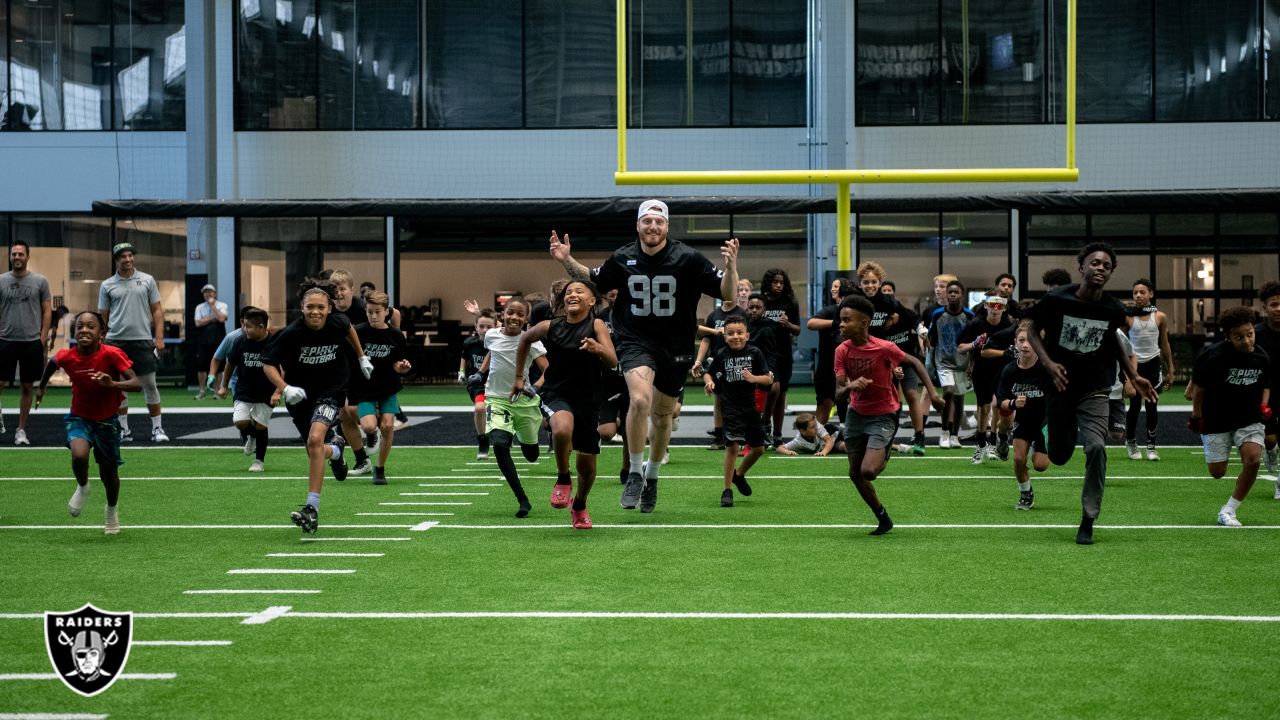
[551,199,739,513]
[0,240,52,445]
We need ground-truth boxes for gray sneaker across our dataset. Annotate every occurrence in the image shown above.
[620,472,644,509]
[640,478,658,513]
[1016,489,1034,511]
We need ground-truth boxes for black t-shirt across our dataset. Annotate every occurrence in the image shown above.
[590,239,724,359]
[762,295,800,367]
[883,305,920,358]
[867,291,903,340]
[958,316,1013,383]
[1253,322,1280,408]
[812,303,842,372]
[261,313,353,399]
[462,334,487,378]
[1024,284,1128,393]
[708,345,769,419]
[1192,341,1271,433]
[541,315,603,404]
[226,334,274,404]
[528,302,554,327]
[703,305,740,357]
[338,297,367,328]
[747,317,779,372]
[997,361,1053,423]
[351,323,408,402]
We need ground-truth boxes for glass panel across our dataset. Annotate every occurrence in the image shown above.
[669,214,732,245]
[353,0,418,129]
[857,212,939,310]
[1050,0,1154,122]
[0,3,8,124]
[113,0,186,130]
[1155,0,1261,121]
[1267,0,1279,119]
[235,0,317,129]
[628,0,730,127]
[114,218,188,341]
[320,218,385,295]
[1027,255,1079,293]
[10,0,65,129]
[1154,213,1215,253]
[59,2,112,131]
[941,0,1045,123]
[524,0,615,128]
[238,218,318,325]
[317,1,354,128]
[1220,253,1280,295]
[855,0,940,125]
[1027,213,1085,237]
[1090,214,1151,252]
[941,212,1008,305]
[423,0,521,128]
[1219,213,1280,252]
[731,0,805,126]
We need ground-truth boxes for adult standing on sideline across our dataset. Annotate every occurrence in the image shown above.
[98,241,168,442]
[0,239,52,444]
[550,199,739,513]
[193,284,228,400]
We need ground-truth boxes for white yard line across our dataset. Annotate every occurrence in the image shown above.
[397,492,490,496]
[0,524,414,531]
[417,483,502,487]
[241,606,293,626]
[277,610,1280,623]
[0,714,111,720]
[410,521,439,532]
[183,590,320,595]
[227,569,354,575]
[266,553,384,558]
[434,523,1280,530]
[132,640,232,647]
[0,674,176,681]
[299,537,412,542]
[356,512,454,517]
[378,502,472,506]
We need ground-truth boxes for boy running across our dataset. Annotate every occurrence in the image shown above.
[836,295,945,535]
[1253,281,1280,484]
[35,311,141,534]
[515,280,616,529]
[217,307,274,472]
[995,322,1053,510]
[958,294,1013,463]
[485,296,549,518]
[1188,306,1271,527]
[701,313,773,507]
[928,280,974,448]
[459,308,497,460]
[351,292,413,485]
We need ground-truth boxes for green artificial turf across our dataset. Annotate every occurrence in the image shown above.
[0,445,1275,718]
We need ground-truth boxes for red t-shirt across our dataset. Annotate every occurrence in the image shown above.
[834,336,906,416]
[54,344,133,422]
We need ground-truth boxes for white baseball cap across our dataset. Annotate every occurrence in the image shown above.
[637,199,669,220]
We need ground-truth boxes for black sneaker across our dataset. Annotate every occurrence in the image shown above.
[720,488,734,507]
[330,456,349,482]
[731,472,753,497]
[1076,517,1094,545]
[995,436,1010,461]
[869,508,893,536]
[707,440,726,451]
[640,478,658,513]
[1016,489,1034,510]
[619,467,629,485]
[620,472,644,509]
[372,467,387,486]
[290,504,318,534]
[516,498,532,518]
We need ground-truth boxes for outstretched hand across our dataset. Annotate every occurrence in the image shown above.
[720,237,740,269]
[549,231,572,263]
[462,298,480,316]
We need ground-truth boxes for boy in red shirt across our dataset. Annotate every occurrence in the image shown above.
[36,311,142,535]
[835,295,944,535]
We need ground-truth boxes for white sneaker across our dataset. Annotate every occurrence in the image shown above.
[119,427,132,442]
[248,460,265,473]
[1216,507,1242,527]
[393,417,409,430]
[151,427,170,443]
[475,450,489,461]
[984,445,1000,461]
[104,506,120,535]
[938,433,951,448]
[970,447,987,465]
[672,416,680,432]
[1126,442,1141,460]
[892,443,912,453]
[949,435,964,449]
[1146,447,1160,462]
[0,413,5,434]
[1274,480,1280,501]
[611,433,623,443]
[244,436,256,456]
[14,429,29,446]
[964,412,977,430]
[1265,448,1279,475]
[68,484,89,517]
[660,452,670,465]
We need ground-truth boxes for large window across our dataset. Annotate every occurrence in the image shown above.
[858,0,1277,125]
[239,0,805,130]
[3,0,184,131]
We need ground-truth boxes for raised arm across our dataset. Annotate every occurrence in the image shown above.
[549,231,591,280]
[719,238,740,301]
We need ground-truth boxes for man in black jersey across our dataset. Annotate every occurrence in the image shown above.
[551,199,739,513]
[1253,281,1280,484]
[1025,243,1157,545]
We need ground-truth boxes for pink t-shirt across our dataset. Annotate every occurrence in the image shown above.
[834,336,907,416]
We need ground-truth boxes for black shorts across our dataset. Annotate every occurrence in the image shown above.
[105,339,159,376]
[466,381,486,403]
[595,371,629,427]
[197,343,219,370]
[774,359,793,392]
[0,338,44,383]
[1108,398,1126,435]
[723,409,767,448]
[287,395,343,439]
[617,342,690,398]
[1011,411,1047,453]
[540,389,601,455]
[973,374,999,406]
[1135,357,1164,390]
[814,364,835,402]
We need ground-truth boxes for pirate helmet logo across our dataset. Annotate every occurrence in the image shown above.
[44,603,133,697]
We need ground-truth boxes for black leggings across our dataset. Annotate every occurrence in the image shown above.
[490,429,539,501]
[1125,358,1162,443]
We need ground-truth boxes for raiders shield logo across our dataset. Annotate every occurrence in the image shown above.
[44,604,133,697]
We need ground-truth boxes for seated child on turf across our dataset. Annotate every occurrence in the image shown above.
[35,311,142,535]
[217,307,274,473]
[484,296,549,518]
[1189,306,1272,528]
[702,313,773,508]
[777,412,840,456]
[352,291,413,486]
[995,321,1052,510]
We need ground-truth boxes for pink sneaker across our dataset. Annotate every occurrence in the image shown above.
[550,482,573,509]
[571,507,592,529]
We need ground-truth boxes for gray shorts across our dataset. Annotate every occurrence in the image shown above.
[898,360,921,392]
[106,338,159,376]
[1201,423,1265,464]
[844,410,898,454]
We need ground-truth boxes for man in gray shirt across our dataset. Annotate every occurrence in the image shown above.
[97,242,168,442]
[0,240,51,445]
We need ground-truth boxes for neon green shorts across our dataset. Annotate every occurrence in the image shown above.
[485,395,543,445]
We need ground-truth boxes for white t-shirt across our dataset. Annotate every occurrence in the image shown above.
[783,424,831,454]
[484,330,545,398]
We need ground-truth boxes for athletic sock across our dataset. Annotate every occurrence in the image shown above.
[628,452,644,471]
[869,506,893,535]
[478,434,489,452]
[1226,496,1242,511]
[998,431,1009,444]
[913,431,925,445]
[556,472,572,486]
[644,460,661,480]
[150,415,163,430]
[1018,481,1031,491]
[354,447,368,464]
[572,497,587,511]
[306,491,321,509]
[975,431,988,447]
[254,428,269,462]
[329,444,342,461]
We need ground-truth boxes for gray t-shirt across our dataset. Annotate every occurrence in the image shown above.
[98,270,161,342]
[483,330,545,398]
[783,424,831,454]
[0,271,51,342]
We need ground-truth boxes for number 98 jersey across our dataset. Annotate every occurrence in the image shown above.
[591,239,726,357]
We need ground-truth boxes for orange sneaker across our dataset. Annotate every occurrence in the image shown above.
[571,507,592,529]
[550,482,572,509]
